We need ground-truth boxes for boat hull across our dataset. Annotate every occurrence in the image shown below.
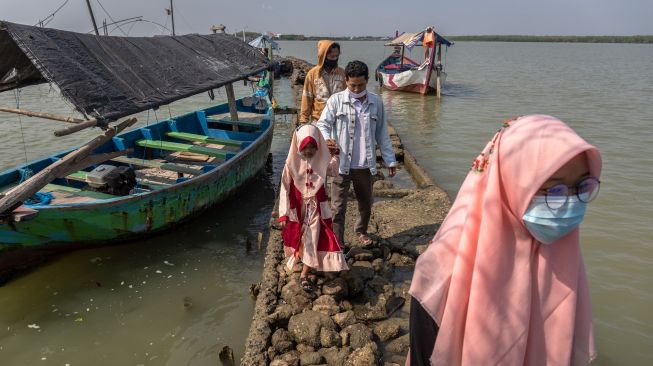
[0,103,273,249]
[377,68,446,94]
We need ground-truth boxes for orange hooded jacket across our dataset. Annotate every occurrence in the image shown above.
[299,40,346,123]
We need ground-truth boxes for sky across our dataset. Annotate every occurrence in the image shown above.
[2,0,652,37]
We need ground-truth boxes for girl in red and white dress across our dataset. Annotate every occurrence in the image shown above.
[279,124,348,292]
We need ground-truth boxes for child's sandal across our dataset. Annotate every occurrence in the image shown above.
[300,276,314,292]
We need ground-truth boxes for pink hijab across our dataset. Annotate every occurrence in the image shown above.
[286,124,332,198]
[410,115,601,365]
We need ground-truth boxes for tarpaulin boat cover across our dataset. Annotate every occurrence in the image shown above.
[385,30,453,49]
[0,21,270,122]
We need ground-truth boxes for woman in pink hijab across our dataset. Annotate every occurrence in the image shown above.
[408,115,601,365]
[279,124,348,292]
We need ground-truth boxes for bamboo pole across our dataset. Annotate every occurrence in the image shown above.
[268,42,275,100]
[169,0,176,36]
[224,83,239,132]
[0,106,94,125]
[54,120,99,137]
[436,44,443,98]
[0,118,137,215]
[85,0,100,36]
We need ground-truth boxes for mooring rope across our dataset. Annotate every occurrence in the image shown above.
[13,89,29,164]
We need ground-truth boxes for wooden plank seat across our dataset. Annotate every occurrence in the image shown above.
[165,131,247,148]
[66,171,169,191]
[136,139,229,159]
[206,112,264,129]
[111,156,205,176]
[42,183,116,200]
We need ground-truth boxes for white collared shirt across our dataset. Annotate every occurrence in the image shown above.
[349,90,369,169]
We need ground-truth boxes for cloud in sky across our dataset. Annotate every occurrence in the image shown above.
[2,0,652,37]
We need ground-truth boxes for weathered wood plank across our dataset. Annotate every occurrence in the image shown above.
[136,139,229,159]
[111,156,204,176]
[165,131,245,148]
[0,118,137,215]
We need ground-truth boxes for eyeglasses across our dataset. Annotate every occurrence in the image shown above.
[540,177,601,209]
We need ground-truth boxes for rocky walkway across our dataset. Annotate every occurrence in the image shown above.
[242,167,451,366]
[241,56,452,366]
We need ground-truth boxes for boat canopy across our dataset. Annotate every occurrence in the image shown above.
[0,21,270,122]
[248,34,280,50]
[385,31,453,49]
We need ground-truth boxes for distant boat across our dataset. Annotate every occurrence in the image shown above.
[376,28,453,96]
[0,22,273,253]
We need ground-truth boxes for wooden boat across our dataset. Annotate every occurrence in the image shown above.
[0,22,273,252]
[0,100,273,247]
[376,28,453,96]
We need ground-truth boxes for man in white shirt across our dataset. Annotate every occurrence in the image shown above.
[317,61,397,247]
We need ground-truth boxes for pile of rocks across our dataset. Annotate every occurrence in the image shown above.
[243,187,451,366]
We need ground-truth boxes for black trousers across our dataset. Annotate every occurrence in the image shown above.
[409,295,439,366]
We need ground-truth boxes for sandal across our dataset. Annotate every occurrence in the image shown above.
[300,276,315,292]
[358,233,373,247]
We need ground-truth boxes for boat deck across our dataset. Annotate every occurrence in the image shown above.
[0,106,271,206]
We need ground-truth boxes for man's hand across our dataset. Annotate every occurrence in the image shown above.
[388,166,397,177]
[280,221,287,229]
[326,139,338,156]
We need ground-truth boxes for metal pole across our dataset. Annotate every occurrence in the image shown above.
[85,0,100,36]
[170,0,176,35]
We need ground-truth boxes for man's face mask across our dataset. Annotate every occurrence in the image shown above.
[324,58,338,69]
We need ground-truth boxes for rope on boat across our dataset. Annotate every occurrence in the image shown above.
[14,89,29,164]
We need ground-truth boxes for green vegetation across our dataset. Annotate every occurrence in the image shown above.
[447,35,653,44]
[231,32,653,44]
[277,34,388,41]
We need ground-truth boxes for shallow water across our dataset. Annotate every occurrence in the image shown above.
[0,40,651,364]
[280,40,652,365]
[0,79,296,365]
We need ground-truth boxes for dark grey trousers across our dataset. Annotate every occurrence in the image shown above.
[331,168,374,245]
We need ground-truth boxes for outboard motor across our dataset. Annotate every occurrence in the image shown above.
[86,164,136,196]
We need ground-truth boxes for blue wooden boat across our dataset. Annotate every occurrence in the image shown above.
[0,22,274,263]
[0,99,273,247]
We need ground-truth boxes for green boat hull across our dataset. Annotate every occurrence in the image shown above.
[0,101,274,250]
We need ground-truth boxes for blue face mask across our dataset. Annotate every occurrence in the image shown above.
[522,196,587,244]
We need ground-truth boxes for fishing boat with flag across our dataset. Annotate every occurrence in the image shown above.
[0,21,274,257]
[376,27,453,96]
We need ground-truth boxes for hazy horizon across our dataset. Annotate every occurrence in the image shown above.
[2,0,652,37]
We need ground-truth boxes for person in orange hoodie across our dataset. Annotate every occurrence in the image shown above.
[299,40,346,124]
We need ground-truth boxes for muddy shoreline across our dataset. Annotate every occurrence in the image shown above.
[241,58,452,366]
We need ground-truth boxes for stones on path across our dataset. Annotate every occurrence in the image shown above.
[245,188,451,365]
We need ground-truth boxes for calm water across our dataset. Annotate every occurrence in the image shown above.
[278,41,653,365]
[0,80,297,365]
[0,41,651,365]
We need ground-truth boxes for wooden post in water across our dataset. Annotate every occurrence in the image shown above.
[436,43,442,98]
[268,42,275,100]
[224,83,239,132]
